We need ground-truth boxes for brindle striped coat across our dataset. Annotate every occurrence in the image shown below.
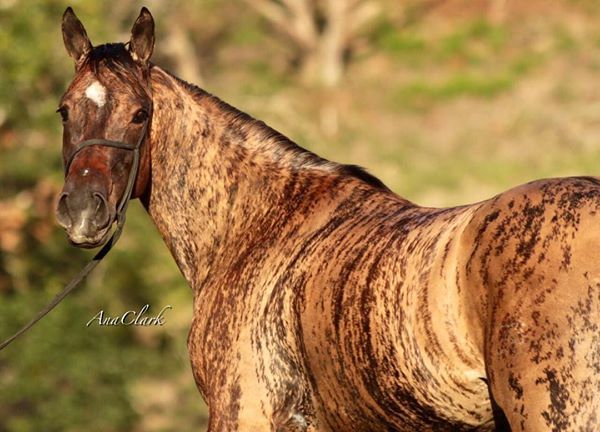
[57,8,600,432]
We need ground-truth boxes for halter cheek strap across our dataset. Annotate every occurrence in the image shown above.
[0,117,149,351]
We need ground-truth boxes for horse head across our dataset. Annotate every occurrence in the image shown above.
[55,7,154,248]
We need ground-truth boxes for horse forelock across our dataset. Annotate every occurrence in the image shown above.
[75,43,151,101]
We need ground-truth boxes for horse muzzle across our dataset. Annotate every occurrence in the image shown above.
[56,187,114,248]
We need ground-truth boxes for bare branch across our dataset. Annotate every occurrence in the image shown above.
[244,0,317,50]
[243,0,288,29]
[246,0,381,87]
[346,1,381,36]
[283,0,318,49]
[319,0,347,87]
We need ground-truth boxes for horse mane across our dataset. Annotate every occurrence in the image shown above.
[172,75,391,192]
[85,43,390,192]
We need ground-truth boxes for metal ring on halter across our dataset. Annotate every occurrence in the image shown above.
[0,117,149,351]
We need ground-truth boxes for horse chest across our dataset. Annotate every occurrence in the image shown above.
[187,275,314,427]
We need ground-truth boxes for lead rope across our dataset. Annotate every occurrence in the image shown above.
[0,119,147,351]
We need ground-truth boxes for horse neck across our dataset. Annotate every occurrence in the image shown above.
[143,67,391,290]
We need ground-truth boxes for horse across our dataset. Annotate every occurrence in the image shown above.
[56,7,600,431]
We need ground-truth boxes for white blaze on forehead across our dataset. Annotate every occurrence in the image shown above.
[85,81,107,107]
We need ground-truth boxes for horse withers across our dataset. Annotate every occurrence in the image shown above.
[56,7,600,431]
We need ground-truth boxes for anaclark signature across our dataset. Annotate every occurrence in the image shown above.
[86,304,172,327]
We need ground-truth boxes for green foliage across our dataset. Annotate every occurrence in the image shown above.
[374,18,509,64]
[438,20,508,60]
[373,17,582,112]
[0,1,104,131]
[394,72,514,110]
[375,22,427,57]
[0,201,202,431]
[0,295,139,432]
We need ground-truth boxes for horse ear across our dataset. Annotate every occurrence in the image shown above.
[62,7,92,66]
[129,7,155,65]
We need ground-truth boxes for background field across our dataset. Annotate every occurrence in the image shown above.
[2,1,600,430]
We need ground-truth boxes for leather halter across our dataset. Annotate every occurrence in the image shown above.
[66,123,148,218]
[0,117,150,351]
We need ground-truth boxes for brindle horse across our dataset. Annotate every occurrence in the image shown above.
[56,7,600,432]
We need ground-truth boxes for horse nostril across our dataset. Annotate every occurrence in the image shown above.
[92,192,110,229]
[56,192,73,229]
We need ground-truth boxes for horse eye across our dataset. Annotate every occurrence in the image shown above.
[56,107,69,122]
[132,109,148,124]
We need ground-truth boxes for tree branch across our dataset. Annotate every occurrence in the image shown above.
[243,0,317,50]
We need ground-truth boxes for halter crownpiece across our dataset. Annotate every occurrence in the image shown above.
[0,117,149,351]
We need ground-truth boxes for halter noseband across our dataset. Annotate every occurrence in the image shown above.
[65,118,149,221]
[0,115,150,351]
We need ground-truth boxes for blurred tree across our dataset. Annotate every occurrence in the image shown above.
[142,0,238,87]
[244,0,381,88]
[243,0,381,137]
